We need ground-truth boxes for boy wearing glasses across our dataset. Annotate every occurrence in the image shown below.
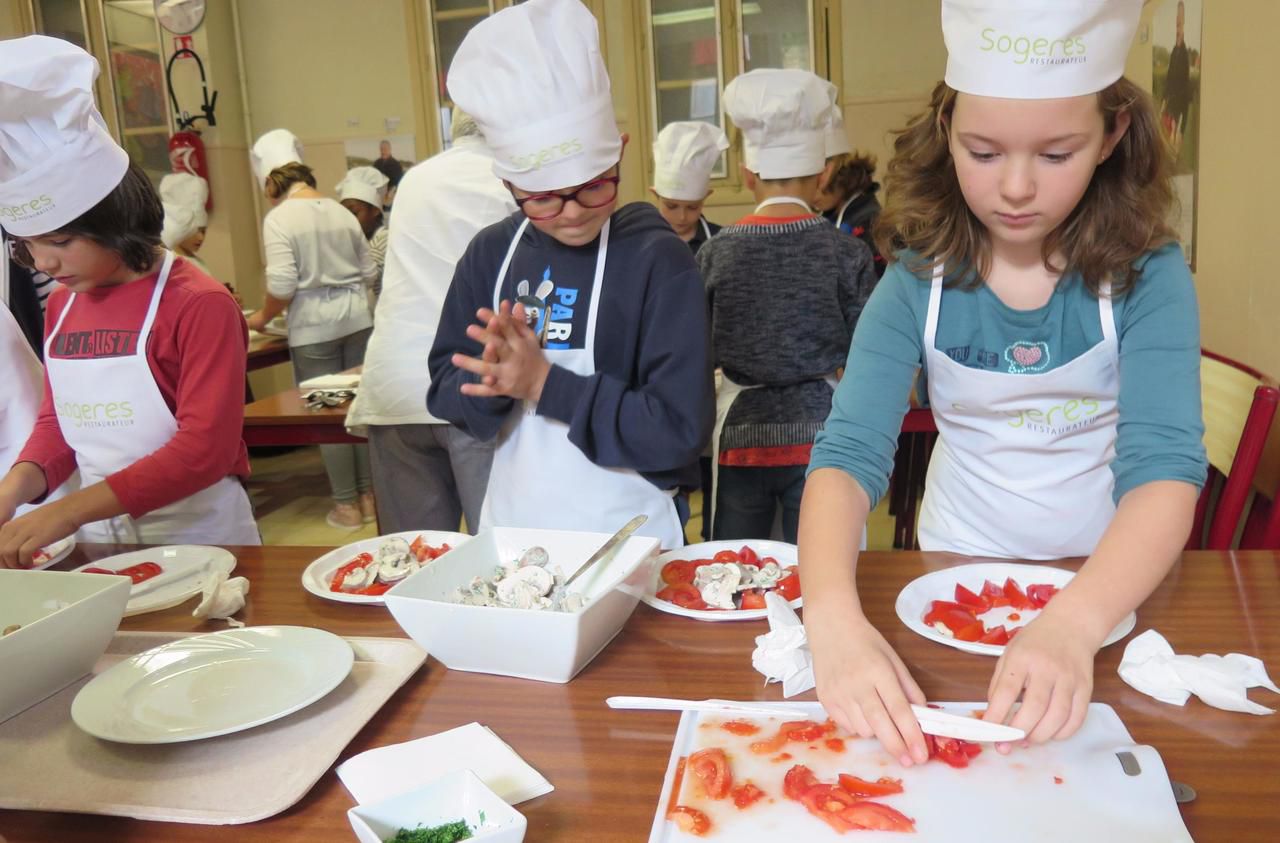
[427,0,713,549]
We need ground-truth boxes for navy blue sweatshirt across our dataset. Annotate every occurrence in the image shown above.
[427,202,714,492]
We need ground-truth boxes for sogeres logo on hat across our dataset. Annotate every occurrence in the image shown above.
[979,27,1087,67]
[0,194,55,224]
[510,137,586,173]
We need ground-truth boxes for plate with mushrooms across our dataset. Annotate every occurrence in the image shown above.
[302,531,472,605]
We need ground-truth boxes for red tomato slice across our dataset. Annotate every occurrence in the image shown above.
[688,748,733,800]
[825,737,846,753]
[954,583,987,610]
[1026,582,1060,608]
[837,774,904,797]
[739,590,767,610]
[656,582,704,610]
[115,562,163,584]
[712,549,740,564]
[782,764,819,800]
[930,736,982,768]
[840,801,916,832]
[775,567,801,601]
[668,806,711,836]
[923,601,981,635]
[721,719,761,736]
[738,545,760,567]
[731,782,765,809]
[1003,577,1035,610]
[954,620,986,642]
[660,560,696,585]
[980,579,1011,607]
[800,784,861,833]
[978,625,1010,645]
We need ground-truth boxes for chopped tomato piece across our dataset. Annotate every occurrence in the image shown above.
[800,784,863,833]
[923,600,981,635]
[930,736,983,768]
[688,748,732,800]
[978,625,1010,645]
[660,559,696,585]
[840,801,916,832]
[837,774,904,797]
[775,567,802,601]
[980,579,1011,607]
[408,536,451,562]
[782,764,819,801]
[954,582,987,610]
[772,752,793,763]
[1026,582,1060,608]
[656,582,707,610]
[712,549,740,564]
[668,806,711,836]
[1054,775,1065,784]
[738,545,759,567]
[739,590,767,610]
[720,719,761,736]
[825,737,846,753]
[329,554,374,592]
[954,620,987,642]
[731,781,766,809]
[1003,577,1035,610]
[750,719,828,754]
[1007,612,1022,622]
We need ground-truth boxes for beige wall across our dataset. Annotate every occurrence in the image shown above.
[1,0,29,37]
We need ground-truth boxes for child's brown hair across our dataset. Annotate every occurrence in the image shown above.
[825,151,878,201]
[873,78,1176,297]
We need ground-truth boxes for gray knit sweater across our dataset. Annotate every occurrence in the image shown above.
[697,215,877,453]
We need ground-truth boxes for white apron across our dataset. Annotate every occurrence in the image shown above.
[478,218,686,549]
[45,251,260,545]
[697,217,712,241]
[917,264,1119,559]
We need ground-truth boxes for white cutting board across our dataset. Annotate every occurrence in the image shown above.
[647,702,1193,842]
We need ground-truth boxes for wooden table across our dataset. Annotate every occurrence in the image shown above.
[5,548,1278,841]
[243,389,361,447]
[246,334,291,373]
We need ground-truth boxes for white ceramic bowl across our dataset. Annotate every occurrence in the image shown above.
[347,769,526,843]
[384,527,659,683]
[0,569,131,723]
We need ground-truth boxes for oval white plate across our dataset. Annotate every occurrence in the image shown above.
[302,530,471,605]
[72,625,353,744]
[895,561,1137,657]
[30,535,76,571]
[639,539,803,622]
[70,545,237,617]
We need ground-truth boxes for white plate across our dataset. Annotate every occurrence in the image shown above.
[29,535,76,571]
[639,540,802,622]
[895,562,1137,657]
[302,530,471,605]
[71,625,354,744]
[70,545,237,617]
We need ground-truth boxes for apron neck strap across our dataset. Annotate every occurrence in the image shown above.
[755,196,813,215]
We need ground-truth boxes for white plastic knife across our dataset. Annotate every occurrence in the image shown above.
[605,696,1026,742]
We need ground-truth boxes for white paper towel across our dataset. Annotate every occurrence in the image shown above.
[751,591,817,697]
[1118,629,1280,715]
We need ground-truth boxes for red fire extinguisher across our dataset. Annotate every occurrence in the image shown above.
[166,47,218,212]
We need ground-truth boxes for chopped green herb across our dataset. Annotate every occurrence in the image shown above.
[385,819,472,843]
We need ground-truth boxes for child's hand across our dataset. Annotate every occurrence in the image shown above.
[0,503,78,569]
[982,610,1097,750]
[245,311,268,333]
[808,610,930,767]
[453,301,551,402]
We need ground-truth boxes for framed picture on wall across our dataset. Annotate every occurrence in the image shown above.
[1151,0,1201,268]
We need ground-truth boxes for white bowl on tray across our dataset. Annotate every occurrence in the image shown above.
[348,769,526,843]
[384,526,659,683]
[0,569,131,723]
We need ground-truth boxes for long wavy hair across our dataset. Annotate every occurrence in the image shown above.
[873,78,1176,297]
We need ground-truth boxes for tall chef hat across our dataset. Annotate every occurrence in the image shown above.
[250,129,304,187]
[335,166,390,209]
[723,69,836,180]
[0,36,131,237]
[652,121,729,201]
[447,0,621,192]
[942,0,1143,99]
[824,104,852,159]
[159,172,209,250]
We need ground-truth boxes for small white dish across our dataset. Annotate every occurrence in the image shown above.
[71,625,353,744]
[70,545,236,616]
[303,531,471,605]
[895,562,1137,657]
[29,535,76,571]
[347,769,527,843]
[639,540,802,622]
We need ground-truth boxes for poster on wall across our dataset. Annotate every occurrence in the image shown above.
[1151,0,1201,268]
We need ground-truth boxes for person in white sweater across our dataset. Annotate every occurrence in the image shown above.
[245,129,378,530]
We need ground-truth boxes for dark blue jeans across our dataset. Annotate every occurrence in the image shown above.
[713,464,807,543]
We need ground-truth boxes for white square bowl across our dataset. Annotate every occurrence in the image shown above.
[384,526,658,683]
[347,769,526,843]
[0,569,132,723]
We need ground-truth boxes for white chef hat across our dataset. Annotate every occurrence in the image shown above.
[723,69,836,180]
[447,0,620,192]
[0,36,131,237]
[824,105,852,159]
[159,172,209,249]
[942,0,1143,99]
[249,129,304,187]
[335,166,389,209]
[652,122,728,201]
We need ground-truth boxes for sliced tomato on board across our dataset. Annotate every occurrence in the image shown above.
[1003,577,1036,610]
[929,735,983,768]
[720,719,760,736]
[799,784,862,832]
[954,582,987,610]
[775,567,802,601]
[687,748,733,800]
[659,559,697,586]
[782,764,819,800]
[1027,582,1060,608]
[731,781,766,809]
[837,774,904,797]
[980,579,1011,607]
[840,801,916,832]
[978,625,1011,645]
[739,590,767,610]
[668,806,711,836]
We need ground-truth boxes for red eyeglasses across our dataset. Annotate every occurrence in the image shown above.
[514,176,620,221]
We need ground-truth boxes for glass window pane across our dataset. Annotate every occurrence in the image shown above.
[649,0,724,177]
[103,2,171,186]
[430,0,494,148]
[35,0,88,48]
[739,0,811,72]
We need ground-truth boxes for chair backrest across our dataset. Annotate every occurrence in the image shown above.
[1190,350,1280,549]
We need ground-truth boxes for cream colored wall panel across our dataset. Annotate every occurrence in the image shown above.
[841,0,944,98]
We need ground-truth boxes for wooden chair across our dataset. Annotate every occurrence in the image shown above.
[1187,350,1280,550]
[1239,421,1280,549]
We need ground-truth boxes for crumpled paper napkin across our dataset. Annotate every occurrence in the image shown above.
[751,591,817,697]
[1118,629,1280,715]
[191,568,250,627]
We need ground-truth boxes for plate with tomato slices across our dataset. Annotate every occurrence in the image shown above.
[28,535,76,570]
[71,545,238,616]
[895,562,1136,657]
[302,530,471,605]
[640,540,801,622]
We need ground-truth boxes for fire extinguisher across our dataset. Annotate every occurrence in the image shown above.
[166,47,218,212]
